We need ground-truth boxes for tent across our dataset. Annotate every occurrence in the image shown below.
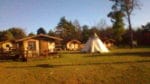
[81,33,109,53]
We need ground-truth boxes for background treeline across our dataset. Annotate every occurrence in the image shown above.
[0,28,26,41]
[0,17,150,46]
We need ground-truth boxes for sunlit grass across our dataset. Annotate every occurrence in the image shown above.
[0,48,150,84]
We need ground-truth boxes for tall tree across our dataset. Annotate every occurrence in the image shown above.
[109,0,141,47]
[37,27,46,35]
[56,17,77,43]
[73,20,81,30]
[108,11,125,43]
[73,20,82,41]
[81,25,90,43]
[56,17,68,39]
[48,29,55,36]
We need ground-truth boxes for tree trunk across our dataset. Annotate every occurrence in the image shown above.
[127,13,133,48]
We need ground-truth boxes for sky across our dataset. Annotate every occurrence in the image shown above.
[0,0,150,34]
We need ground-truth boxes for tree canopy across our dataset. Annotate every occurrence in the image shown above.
[37,27,47,35]
[55,17,80,44]
[108,0,140,47]
[8,28,26,39]
[108,0,126,44]
[0,28,26,42]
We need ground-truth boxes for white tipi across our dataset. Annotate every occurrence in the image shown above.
[81,33,109,53]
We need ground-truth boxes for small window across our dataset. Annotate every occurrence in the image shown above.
[6,44,10,48]
[28,41,36,50]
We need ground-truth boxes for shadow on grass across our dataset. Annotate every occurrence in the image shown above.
[58,50,150,57]
[85,51,150,57]
[6,59,150,69]
[37,60,150,68]
[36,60,150,68]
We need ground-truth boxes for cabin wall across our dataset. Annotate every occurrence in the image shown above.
[23,39,39,57]
[21,39,56,57]
[67,42,80,50]
[39,40,55,55]
[48,42,55,52]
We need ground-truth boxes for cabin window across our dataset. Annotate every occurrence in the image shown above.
[6,44,10,48]
[28,41,36,50]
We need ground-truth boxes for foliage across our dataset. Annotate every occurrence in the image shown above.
[72,20,82,41]
[140,22,150,45]
[28,32,35,36]
[37,27,47,34]
[0,28,26,41]
[0,31,14,41]
[109,0,141,47]
[0,27,26,41]
[8,28,26,39]
[48,29,55,36]
[100,27,114,39]
[81,25,90,43]
[0,31,4,41]
[142,22,150,32]
[56,17,79,44]
[108,1,126,44]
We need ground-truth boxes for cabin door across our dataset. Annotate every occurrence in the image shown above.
[39,40,49,56]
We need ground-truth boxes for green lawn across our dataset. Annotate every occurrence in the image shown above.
[0,48,150,84]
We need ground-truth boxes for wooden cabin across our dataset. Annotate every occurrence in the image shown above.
[16,34,62,57]
[66,40,81,51]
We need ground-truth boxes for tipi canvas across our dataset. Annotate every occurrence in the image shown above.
[81,33,109,53]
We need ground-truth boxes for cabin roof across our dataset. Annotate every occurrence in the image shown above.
[67,40,81,44]
[16,34,63,42]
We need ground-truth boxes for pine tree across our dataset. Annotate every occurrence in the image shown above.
[108,8,125,44]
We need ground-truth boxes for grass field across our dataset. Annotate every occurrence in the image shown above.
[0,48,150,84]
